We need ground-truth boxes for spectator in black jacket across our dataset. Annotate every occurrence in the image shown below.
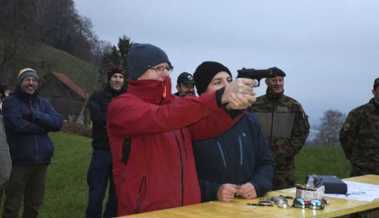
[2,68,63,218]
[193,61,274,202]
[86,67,126,218]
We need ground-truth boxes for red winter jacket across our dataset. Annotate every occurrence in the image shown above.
[107,78,236,216]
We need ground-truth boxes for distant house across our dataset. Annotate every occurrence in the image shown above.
[39,72,88,122]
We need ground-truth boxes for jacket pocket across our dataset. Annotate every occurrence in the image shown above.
[135,176,147,213]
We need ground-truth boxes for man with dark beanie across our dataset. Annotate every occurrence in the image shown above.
[107,43,256,216]
[249,67,309,190]
[340,77,379,177]
[2,68,63,218]
[85,67,126,218]
[193,61,273,202]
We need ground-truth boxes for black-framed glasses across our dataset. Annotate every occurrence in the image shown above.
[150,65,173,73]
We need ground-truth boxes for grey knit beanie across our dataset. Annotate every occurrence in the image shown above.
[127,43,172,80]
[17,68,39,85]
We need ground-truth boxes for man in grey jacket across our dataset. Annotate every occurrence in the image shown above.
[0,85,12,208]
[0,84,11,186]
[0,115,11,187]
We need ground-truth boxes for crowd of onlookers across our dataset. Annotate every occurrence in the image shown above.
[0,42,378,218]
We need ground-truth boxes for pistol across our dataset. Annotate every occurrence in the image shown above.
[237,68,276,87]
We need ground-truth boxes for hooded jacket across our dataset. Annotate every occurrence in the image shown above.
[0,114,11,185]
[88,85,126,150]
[3,88,63,165]
[193,113,274,201]
[107,78,237,215]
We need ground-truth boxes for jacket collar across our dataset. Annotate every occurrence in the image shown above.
[127,77,173,104]
[14,86,38,102]
[369,98,379,111]
[105,84,127,97]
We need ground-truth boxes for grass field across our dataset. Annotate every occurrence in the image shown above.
[295,144,351,183]
[8,133,351,218]
[40,133,91,218]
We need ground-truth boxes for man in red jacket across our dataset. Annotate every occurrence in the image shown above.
[107,43,256,216]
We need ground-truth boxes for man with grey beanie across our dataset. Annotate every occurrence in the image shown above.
[2,68,63,218]
[107,43,256,216]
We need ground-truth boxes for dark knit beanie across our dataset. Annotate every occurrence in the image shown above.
[127,43,172,80]
[17,68,39,85]
[107,66,125,81]
[269,67,286,77]
[193,61,232,95]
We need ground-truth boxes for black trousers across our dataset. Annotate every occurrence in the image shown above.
[86,150,117,218]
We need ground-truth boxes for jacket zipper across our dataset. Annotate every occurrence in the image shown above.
[238,134,244,166]
[173,133,184,206]
[217,141,227,168]
[269,102,276,145]
[29,99,39,161]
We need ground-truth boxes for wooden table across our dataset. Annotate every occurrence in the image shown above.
[121,175,379,218]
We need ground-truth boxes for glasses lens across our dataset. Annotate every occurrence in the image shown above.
[309,199,324,210]
[293,198,306,209]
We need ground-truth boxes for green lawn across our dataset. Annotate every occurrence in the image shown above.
[31,133,350,218]
[40,133,91,218]
[295,144,351,183]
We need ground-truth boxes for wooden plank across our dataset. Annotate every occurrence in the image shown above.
[119,175,379,218]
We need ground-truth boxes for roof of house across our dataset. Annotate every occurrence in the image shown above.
[50,72,88,99]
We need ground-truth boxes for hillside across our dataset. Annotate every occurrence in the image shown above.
[0,41,98,93]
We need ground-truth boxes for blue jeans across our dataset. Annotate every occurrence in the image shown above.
[86,150,117,218]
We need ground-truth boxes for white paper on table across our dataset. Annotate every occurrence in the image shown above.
[325,181,379,202]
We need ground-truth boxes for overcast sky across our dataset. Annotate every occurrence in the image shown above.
[74,0,379,125]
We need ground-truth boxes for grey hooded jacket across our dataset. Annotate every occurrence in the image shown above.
[0,115,11,186]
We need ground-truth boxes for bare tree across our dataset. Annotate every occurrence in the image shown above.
[314,110,346,145]
[0,0,38,82]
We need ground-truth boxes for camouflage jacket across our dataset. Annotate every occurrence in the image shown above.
[249,90,310,171]
[340,98,379,173]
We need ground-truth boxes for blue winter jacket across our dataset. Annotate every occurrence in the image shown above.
[193,113,274,201]
[3,89,63,165]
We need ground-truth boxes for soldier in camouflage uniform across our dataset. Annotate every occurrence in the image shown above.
[340,77,379,177]
[250,67,309,190]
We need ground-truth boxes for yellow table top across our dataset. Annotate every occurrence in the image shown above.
[122,175,379,218]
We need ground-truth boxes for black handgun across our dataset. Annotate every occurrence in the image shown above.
[237,68,276,87]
